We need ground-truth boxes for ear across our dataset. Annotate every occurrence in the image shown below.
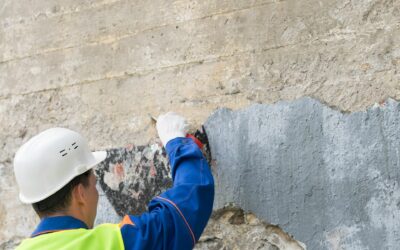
[72,183,87,206]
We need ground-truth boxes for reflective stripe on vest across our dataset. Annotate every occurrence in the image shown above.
[16,224,124,250]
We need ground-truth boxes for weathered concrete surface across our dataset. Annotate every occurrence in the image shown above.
[205,97,400,249]
[1,0,399,249]
[195,206,305,250]
[1,0,399,112]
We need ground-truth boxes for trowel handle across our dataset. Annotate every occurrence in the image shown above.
[186,134,204,149]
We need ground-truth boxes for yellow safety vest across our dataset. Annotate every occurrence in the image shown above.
[16,224,124,250]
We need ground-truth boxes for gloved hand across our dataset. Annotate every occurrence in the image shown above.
[156,112,189,146]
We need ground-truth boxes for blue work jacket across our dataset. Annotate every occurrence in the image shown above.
[25,137,215,250]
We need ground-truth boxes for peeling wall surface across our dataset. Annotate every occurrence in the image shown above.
[1,0,399,249]
[205,98,400,249]
[96,143,171,217]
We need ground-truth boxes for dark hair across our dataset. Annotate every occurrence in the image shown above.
[32,170,92,217]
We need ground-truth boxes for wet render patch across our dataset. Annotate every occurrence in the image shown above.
[204,97,400,250]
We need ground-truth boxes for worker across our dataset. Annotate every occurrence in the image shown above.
[13,112,214,250]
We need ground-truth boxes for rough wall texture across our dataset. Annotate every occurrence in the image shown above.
[0,0,399,249]
[205,97,400,249]
[95,143,172,217]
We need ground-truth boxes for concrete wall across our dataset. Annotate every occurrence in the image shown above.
[0,0,399,249]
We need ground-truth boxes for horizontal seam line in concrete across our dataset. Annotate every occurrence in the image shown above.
[0,40,311,100]
[4,25,396,101]
[0,0,283,65]
[1,26,393,100]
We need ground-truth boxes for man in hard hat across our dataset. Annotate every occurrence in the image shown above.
[14,112,214,250]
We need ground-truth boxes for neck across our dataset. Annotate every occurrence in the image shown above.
[41,207,91,228]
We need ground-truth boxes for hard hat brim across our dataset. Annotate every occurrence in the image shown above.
[90,151,107,169]
[19,150,107,204]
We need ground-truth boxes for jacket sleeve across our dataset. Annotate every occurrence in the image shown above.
[119,137,215,250]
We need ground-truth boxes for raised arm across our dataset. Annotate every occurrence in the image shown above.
[119,113,215,250]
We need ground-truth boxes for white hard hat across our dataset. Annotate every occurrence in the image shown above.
[13,128,107,204]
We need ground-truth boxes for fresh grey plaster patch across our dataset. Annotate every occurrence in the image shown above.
[204,97,400,250]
